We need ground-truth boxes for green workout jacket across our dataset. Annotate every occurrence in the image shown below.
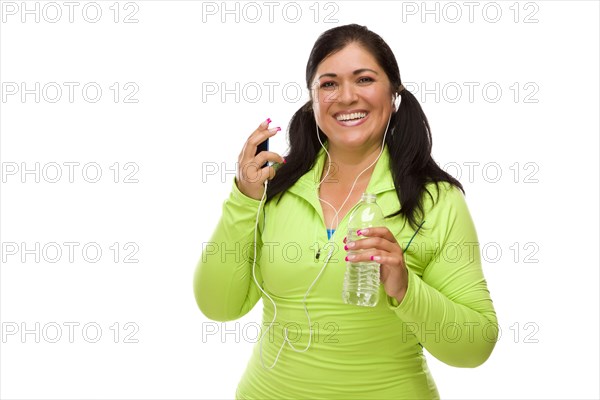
[194,145,498,399]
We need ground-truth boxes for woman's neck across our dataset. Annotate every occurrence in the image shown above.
[321,143,383,186]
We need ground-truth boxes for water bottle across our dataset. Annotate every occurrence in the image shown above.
[342,193,385,307]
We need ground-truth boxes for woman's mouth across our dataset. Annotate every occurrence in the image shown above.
[334,111,369,127]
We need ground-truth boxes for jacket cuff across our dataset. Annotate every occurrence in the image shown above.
[385,267,417,311]
[230,177,263,208]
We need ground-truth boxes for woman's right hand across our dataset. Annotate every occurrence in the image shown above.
[236,118,285,200]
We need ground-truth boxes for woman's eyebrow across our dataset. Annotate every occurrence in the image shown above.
[317,68,379,80]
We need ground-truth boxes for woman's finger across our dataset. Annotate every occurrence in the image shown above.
[344,236,397,254]
[239,151,285,185]
[253,151,285,168]
[240,120,280,162]
[355,227,397,243]
[344,250,401,266]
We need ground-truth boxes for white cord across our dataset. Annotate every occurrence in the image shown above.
[251,109,394,369]
[250,180,286,369]
[252,179,315,370]
[316,113,392,230]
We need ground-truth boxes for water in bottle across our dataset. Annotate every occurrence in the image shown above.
[342,193,385,307]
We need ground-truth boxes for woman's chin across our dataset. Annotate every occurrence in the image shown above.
[326,130,383,149]
[330,138,377,151]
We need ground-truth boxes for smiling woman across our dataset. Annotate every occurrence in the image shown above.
[194,24,498,399]
[313,44,394,147]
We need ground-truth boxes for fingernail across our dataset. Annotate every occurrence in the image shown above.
[283,157,287,164]
[346,242,354,249]
[372,255,381,261]
[345,256,349,261]
[268,127,280,134]
[357,229,363,236]
[343,236,347,244]
[266,118,272,124]
[344,245,348,251]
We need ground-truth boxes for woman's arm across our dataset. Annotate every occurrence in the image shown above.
[194,119,283,322]
[193,179,265,322]
[387,183,498,368]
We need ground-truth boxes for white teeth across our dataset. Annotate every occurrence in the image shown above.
[336,112,367,121]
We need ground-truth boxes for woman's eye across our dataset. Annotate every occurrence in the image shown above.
[358,77,374,84]
[320,81,336,89]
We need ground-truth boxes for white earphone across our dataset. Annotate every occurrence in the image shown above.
[250,109,394,370]
[392,94,401,110]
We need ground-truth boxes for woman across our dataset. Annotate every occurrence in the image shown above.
[194,24,498,399]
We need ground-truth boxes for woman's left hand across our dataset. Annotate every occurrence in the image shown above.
[343,227,408,303]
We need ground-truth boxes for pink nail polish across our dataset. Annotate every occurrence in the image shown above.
[370,255,374,261]
[266,118,272,124]
[357,230,362,236]
[283,158,287,164]
[276,127,281,132]
[345,256,348,261]
[344,245,348,251]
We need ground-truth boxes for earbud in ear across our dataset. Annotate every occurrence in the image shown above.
[392,94,401,110]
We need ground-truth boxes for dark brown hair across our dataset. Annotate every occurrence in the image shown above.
[266,24,463,229]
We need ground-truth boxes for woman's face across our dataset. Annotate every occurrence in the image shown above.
[311,42,394,151]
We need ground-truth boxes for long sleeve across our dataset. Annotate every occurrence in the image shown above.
[386,182,498,368]
[193,179,265,322]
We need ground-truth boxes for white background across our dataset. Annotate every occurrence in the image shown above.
[1,1,599,399]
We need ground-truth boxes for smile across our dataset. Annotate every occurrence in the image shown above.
[334,111,369,127]
[336,112,367,121]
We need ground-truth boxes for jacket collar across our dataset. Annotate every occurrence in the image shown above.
[287,143,398,217]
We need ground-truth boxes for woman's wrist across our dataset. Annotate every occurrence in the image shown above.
[391,266,409,303]
[393,288,407,304]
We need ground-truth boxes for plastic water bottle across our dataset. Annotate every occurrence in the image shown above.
[342,193,385,307]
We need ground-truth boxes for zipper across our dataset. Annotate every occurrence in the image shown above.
[314,201,362,261]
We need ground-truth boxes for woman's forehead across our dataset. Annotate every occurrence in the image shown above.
[313,43,384,80]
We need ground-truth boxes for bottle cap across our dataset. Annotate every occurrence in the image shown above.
[361,193,377,202]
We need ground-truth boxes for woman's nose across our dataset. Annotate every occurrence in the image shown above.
[337,83,358,105]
